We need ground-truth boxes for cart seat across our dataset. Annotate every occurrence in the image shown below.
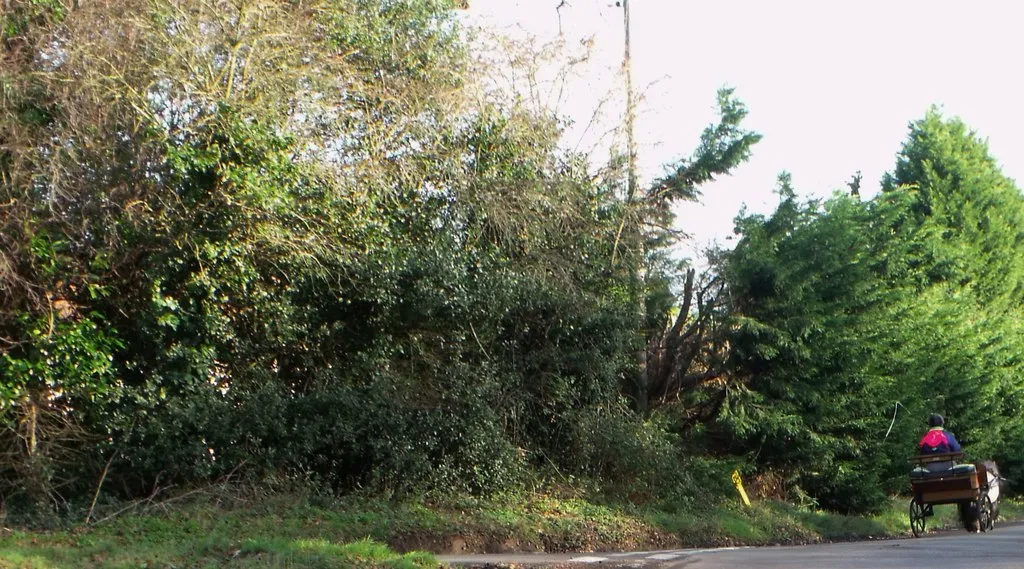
[910,463,976,479]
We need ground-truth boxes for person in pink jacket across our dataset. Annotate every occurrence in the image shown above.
[919,414,962,454]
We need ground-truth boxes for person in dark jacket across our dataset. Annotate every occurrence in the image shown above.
[919,414,962,454]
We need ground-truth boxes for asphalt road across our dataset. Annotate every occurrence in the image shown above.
[440,523,1024,569]
[678,524,1024,569]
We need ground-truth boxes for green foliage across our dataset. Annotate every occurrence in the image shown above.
[719,180,895,512]
[239,537,437,569]
[719,112,1024,513]
[1,0,67,40]
[0,315,122,410]
[560,407,681,502]
[0,312,122,512]
[326,0,464,84]
[1,0,666,512]
[14,0,1020,525]
[653,88,762,203]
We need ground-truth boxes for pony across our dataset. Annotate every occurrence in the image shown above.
[958,460,1003,531]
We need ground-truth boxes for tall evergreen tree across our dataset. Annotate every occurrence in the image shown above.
[718,111,1024,512]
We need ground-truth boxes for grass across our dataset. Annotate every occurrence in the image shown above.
[649,496,1024,547]
[0,519,437,569]
[2,493,1021,568]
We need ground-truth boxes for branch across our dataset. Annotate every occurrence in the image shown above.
[84,449,117,524]
[666,268,695,342]
[469,323,492,361]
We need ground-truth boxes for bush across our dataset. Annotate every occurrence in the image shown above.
[98,374,527,500]
[798,465,887,515]
[559,407,682,502]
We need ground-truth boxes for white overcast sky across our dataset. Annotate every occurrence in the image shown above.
[465,0,1024,260]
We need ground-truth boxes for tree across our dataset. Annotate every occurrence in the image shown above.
[2,0,659,508]
[618,88,760,415]
[877,111,1024,475]
[715,111,1024,513]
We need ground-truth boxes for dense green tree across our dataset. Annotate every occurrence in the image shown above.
[877,112,1024,476]
[717,112,1024,513]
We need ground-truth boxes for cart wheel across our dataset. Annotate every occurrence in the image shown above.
[910,498,926,537]
[978,494,994,532]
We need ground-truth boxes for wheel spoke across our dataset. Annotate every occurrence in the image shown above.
[909,498,926,537]
[980,495,994,532]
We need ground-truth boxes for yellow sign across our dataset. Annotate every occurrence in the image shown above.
[731,470,752,507]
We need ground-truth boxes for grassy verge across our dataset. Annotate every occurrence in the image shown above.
[654,497,1024,547]
[0,529,435,569]
[2,494,1021,568]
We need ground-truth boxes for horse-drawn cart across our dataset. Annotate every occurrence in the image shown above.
[908,452,998,537]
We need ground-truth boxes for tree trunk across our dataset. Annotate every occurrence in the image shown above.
[26,396,38,457]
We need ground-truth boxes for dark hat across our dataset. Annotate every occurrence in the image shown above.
[928,414,944,427]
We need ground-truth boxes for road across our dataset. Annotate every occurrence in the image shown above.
[440,523,1024,568]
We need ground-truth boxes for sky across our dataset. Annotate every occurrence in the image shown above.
[465,0,1024,260]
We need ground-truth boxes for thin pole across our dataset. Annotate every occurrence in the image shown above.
[622,0,637,202]
[621,0,647,413]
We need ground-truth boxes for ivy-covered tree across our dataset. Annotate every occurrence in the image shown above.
[2,0,733,512]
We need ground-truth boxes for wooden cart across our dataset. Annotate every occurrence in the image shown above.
[908,452,993,537]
